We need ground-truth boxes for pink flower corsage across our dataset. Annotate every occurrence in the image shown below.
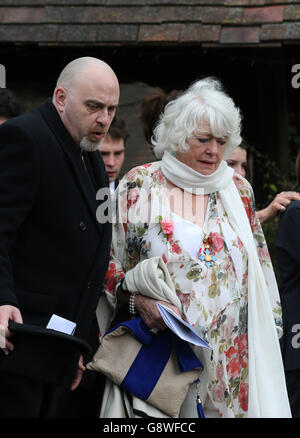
[157,216,174,241]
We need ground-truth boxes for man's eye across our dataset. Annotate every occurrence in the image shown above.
[87,103,97,111]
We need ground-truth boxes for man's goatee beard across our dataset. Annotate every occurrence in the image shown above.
[80,136,102,152]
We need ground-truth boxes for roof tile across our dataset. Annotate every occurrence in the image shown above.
[0,1,298,46]
[139,23,181,41]
[180,23,220,42]
[220,26,260,44]
[244,6,284,24]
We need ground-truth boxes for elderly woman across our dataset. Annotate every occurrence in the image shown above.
[98,78,291,418]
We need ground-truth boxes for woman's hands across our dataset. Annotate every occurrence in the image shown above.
[134,295,182,330]
[116,281,183,330]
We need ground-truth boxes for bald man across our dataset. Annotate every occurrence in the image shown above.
[0,57,119,417]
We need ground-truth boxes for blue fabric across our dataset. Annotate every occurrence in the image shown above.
[197,396,206,418]
[172,334,203,372]
[105,317,153,345]
[122,329,172,400]
[107,318,203,401]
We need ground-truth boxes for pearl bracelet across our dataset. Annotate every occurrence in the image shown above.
[129,293,137,318]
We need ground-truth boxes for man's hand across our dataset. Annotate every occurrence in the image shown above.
[0,305,23,355]
[71,355,86,391]
[134,295,182,330]
[258,191,300,224]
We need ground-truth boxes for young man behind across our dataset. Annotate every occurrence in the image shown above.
[99,116,128,191]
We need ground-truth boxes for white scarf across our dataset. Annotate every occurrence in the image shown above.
[161,151,291,418]
[161,151,234,195]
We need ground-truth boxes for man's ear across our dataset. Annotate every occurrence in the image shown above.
[54,86,67,113]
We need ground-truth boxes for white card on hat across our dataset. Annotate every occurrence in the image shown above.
[46,314,76,336]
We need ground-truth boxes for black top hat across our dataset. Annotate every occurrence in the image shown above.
[0,321,91,387]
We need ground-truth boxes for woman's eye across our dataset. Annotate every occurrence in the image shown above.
[198,138,209,143]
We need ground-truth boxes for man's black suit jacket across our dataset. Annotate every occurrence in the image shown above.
[114,179,119,190]
[275,193,300,371]
[0,98,112,343]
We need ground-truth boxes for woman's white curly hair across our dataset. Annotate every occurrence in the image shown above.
[152,77,242,160]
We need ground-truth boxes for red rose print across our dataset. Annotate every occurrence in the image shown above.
[241,196,255,228]
[211,232,224,253]
[152,168,164,184]
[225,334,248,380]
[171,242,182,254]
[226,356,240,379]
[178,292,191,307]
[238,382,248,412]
[104,263,117,293]
[127,187,139,208]
[225,345,236,360]
[216,363,224,379]
[213,381,226,403]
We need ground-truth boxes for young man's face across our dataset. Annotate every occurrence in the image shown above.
[99,135,125,182]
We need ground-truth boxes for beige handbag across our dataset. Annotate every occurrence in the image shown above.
[87,318,202,418]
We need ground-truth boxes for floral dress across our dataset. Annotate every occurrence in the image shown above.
[103,160,283,418]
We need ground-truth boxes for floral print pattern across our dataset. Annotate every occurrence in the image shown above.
[103,160,283,418]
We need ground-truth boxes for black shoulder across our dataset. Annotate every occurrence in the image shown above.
[284,200,300,216]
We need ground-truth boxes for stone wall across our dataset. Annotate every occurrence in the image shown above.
[12,80,156,178]
[117,82,156,177]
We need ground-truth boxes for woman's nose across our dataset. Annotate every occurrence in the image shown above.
[206,139,219,154]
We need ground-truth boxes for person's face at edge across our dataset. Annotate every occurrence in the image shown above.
[176,121,227,175]
[225,147,247,178]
